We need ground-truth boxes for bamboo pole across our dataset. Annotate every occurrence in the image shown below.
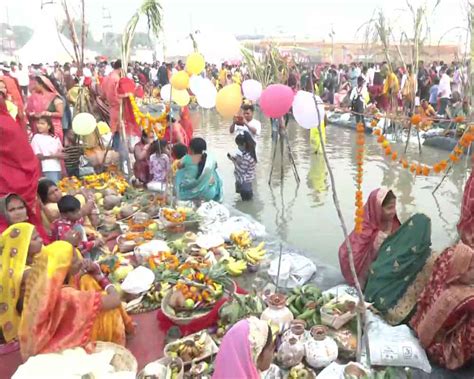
[310,77,371,365]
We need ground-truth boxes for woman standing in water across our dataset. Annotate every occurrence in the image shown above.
[458,157,474,247]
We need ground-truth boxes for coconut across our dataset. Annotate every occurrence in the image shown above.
[119,204,134,219]
[168,290,186,310]
[103,195,122,210]
[103,188,118,197]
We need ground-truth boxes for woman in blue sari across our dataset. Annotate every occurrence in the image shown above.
[176,137,223,202]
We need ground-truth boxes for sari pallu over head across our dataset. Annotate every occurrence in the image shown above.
[410,242,474,370]
[19,241,101,360]
[364,214,434,325]
[0,101,49,243]
[338,187,401,287]
[0,223,35,344]
[212,317,269,379]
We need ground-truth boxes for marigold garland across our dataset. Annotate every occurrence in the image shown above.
[372,125,474,176]
[354,122,365,234]
[129,95,168,139]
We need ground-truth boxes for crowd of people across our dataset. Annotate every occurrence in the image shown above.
[0,52,473,376]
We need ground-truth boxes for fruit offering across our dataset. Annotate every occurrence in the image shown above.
[162,208,187,224]
[219,292,266,326]
[58,176,82,193]
[167,334,207,363]
[287,284,323,328]
[223,257,247,276]
[230,230,252,248]
[288,363,315,379]
[244,242,266,265]
[82,172,129,194]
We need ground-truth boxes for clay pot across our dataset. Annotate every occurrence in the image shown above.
[260,293,294,332]
[304,325,338,369]
[276,337,305,368]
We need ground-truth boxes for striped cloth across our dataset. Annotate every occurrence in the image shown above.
[233,151,256,184]
[63,145,83,169]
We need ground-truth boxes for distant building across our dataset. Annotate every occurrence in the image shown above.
[242,38,462,64]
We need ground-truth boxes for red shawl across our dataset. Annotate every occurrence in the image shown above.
[0,99,50,243]
[458,166,474,248]
[338,187,401,287]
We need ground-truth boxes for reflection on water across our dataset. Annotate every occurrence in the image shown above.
[194,109,467,267]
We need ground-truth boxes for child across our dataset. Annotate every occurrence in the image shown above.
[228,131,257,201]
[51,195,103,257]
[148,139,170,192]
[63,129,84,178]
[30,116,64,183]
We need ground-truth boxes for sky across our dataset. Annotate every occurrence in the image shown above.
[2,0,470,46]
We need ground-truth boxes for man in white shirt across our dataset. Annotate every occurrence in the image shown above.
[367,63,375,86]
[11,62,30,97]
[438,68,452,115]
[230,104,261,142]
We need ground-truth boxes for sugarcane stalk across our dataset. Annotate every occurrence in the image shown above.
[310,78,371,365]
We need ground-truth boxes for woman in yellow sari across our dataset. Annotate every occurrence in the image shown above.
[19,240,134,360]
[0,223,43,353]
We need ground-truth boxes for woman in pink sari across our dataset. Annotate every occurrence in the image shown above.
[26,75,64,140]
[213,317,275,379]
[458,157,474,247]
[338,187,401,288]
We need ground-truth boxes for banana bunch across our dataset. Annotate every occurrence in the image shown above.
[244,242,266,264]
[289,364,314,379]
[175,334,206,362]
[230,230,252,248]
[224,257,247,276]
[287,284,323,328]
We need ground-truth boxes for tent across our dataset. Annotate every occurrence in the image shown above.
[15,6,98,65]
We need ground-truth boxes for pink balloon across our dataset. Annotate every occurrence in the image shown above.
[259,84,294,118]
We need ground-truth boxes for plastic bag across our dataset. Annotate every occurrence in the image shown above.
[366,311,431,373]
[268,253,316,289]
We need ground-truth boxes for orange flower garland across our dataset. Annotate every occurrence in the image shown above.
[354,122,365,234]
[372,125,474,176]
[129,95,168,139]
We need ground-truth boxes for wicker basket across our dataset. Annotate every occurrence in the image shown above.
[161,281,236,326]
[93,341,138,373]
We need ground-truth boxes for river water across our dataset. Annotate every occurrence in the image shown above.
[193,110,468,268]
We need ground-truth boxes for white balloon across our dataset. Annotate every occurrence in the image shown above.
[242,79,262,102]
[196,81,217,109]
[189,75,205,96]
[72,112,96,136]
[160,84,172,101]
[292,91,325,129]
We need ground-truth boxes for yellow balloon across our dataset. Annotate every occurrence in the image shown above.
[216,84,242,119]
[171,71,190,90]
[186,52,206,75]
[72,112,96,136]
[97,121,111,135]
[172,89,191,107]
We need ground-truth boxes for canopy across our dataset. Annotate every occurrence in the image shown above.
[15,7,98,65]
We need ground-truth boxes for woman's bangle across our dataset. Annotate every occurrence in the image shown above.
[104,284,115,292]
[97,275,111,290]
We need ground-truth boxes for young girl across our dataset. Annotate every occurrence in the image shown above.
[30,116,63,183]
[147,139,170,192]
[228,131,257,201]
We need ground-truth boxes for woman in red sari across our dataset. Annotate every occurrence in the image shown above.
[410,242,474,369]
[26,75,64,140]
[180,106,194,144]
[338,187,401,287]
[458,157,474,247]
[0,95,49,243]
